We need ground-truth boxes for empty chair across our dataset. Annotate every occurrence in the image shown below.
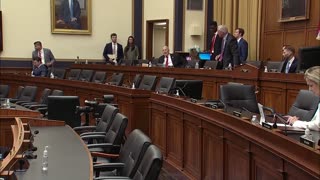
[52,69,66,79]
[0,85,10,98]
[47,96,81,128]
[266,61,284,72]
[204,61,218,69]
[81,113,128,153]
[132,74,142,87]
[79,70,94,82]
[92,71,106,83]
[94,145,163,180]
[121,59,133,66]
[74,104,119,138]
[156,77,175,93]
[138,75,157,90]
[246,61,262,68]
[108,73,124,86]
[220,84,259,113]
[90,129,151,178]
[287,90,319,121]
[185,60,197,68]
[30,89,64,113]
[13,86,38,104]
[20,88,51,107]
[67,69,81,80]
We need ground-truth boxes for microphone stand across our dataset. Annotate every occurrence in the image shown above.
[274,113,288,136]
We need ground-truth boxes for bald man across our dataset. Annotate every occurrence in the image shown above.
[215,25,239,69]
[158,46,187,68]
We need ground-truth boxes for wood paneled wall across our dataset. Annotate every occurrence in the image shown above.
[260,0,320,61]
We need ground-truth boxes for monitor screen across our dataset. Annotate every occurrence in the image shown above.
[198,52,211,61]
[298,46,320,71]
[174,80,203,99]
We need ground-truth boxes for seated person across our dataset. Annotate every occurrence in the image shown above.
[287,66,320,131]
[158,46,187,68]
[32,57,48,77]
[281,45,298,73]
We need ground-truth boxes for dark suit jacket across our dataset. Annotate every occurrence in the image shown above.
[32,48,56,65]
[281,57,299,73]
[32,64,48,77]
[103,43,124,64]
[200,33,222,68]
[238,38,248,64]
[58,0,81,29]
[221,33,240,68]
[158,54,187,68]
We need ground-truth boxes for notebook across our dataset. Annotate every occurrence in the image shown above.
[198,52,211,61]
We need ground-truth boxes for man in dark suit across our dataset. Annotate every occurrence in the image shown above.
[215,25,239,69]
[234,28,248,64]
[281,45,298,73]
[158,46,186,68]
[103,33,124,65]
[32,57,48,77]
[56,0,81,29]
[32,41,55,69]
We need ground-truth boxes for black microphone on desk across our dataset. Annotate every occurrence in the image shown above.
[274,113,289,136]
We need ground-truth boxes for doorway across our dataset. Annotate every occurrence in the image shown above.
[146,19,169,60]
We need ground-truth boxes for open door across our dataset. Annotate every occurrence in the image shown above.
[146,19,169,60]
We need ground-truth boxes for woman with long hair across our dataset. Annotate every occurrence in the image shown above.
[124,36,140,61]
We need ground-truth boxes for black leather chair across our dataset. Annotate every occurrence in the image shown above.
[138,75,157,90]
[204,61,218,69]
[220,84,260,113]
[12,86,38,104]
[90,129,151,178]
[121,59,133,66]
[266,61,284,72]
[67,69,81,80]
[31,90,64,113]
[92,71,107,84]
[94,145,163,180]
[20,88,52,107]
[108,73,124,86]
[156,77,175,93]
[74,104,119,138]
[82,113,128,154]
[79,70,94,82]
[47,96,81,128]
[287,90,319,121]
[132,74,142,88]
[4,86,23,102]
[246,61,262,68]
[52,69,66,79]
[185,60,197,68]
[0,85,10,98]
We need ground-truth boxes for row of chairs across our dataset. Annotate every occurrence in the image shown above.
[219,83,319,121]
[74,102,163,179]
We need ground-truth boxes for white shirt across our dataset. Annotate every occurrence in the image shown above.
[293,103,320,131]
[237,37,242,43]
[39,49,45,64]
[287,56,295,68]
[112,43,118,58]
[163,55,173,67]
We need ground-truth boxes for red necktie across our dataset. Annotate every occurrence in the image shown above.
[165,56,169,67]
[210,34,216,53]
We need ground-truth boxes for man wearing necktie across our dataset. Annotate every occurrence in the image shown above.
[281,45,298,73]
[215,25,239,69]
[158,46,187,68]
[56,0,81,29]
[234,28,248,65]
[103,33,124,65]
[32,41,55,73]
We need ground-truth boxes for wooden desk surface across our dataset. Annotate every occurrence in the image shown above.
[15,126,93,180]
[150,93,320,180]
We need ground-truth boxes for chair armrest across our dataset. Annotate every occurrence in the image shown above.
[16,101,32,105]
[73,126,97,132]
[87,143,115,149]
[28,104,47,110]
[94,177,131,180]
[80,132,106,137]
[21,102,38,107]
[81,134,106,141]
[94,163,125,178]
[37,107,48,115]
[91,152,120,159]
[9,98,18,103]
[263,106,275,114]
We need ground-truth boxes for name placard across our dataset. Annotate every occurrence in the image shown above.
[300,135,315,148]
[262,122,273,130]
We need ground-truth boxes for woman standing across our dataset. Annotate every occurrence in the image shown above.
[288,66,320,131]
[124,36,140,62]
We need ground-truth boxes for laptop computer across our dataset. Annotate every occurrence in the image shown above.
[198,52,211,61]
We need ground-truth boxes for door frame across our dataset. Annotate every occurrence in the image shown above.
[146,19,169,60]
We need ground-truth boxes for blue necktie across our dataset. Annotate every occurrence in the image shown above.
[285,61,290,73]
[70,0,74,18]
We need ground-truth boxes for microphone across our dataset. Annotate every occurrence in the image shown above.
[274,113,288,136]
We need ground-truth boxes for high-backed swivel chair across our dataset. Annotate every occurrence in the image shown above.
[67,69,81,80]
[108,73,124,86]
[138,75,157,90]
[79,70,94,82]
[0,85,10,98]
[156,77,175,93]
[92,71,107,84]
